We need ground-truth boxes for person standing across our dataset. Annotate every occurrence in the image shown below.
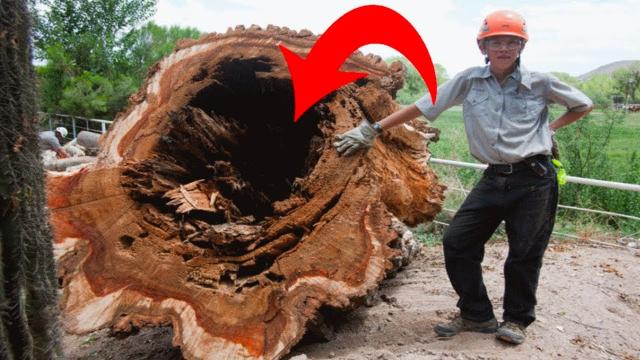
[333,10,592,344]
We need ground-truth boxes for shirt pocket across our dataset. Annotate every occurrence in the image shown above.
[464,90,489,119]
[524,93,546,120]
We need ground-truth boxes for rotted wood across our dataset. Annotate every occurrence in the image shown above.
[47,25,445,360]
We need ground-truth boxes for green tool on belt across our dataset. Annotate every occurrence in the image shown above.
[551,159,567,186]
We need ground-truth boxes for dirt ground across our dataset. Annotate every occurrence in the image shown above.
[63,240,640,360]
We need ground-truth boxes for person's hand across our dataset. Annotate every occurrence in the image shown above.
[56,148,69,159]
[333,121,379,156]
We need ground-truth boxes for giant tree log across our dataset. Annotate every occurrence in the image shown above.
[47,26,445,360]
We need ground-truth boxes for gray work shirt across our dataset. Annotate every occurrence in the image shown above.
[38,131,62,151]
[415,65,592,164]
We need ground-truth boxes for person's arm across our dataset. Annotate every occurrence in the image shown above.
[40,132,68,158]
[376,104,424,131]
[549,108,592,132]
[377,69,471,131]
[333,69,471,156]
[546,74,594,132]
[51,136,69,158]
[333,106,424,156]
[55,147,69,159]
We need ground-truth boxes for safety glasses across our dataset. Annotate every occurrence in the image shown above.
[484,38,523,50]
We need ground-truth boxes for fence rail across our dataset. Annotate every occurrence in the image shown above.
[40,113,113,138]
[429,156,639,243]
[429,157,640,193]
[445,186,640,222]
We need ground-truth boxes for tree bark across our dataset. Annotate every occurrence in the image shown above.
[48,26,445,360]
[0,0,62,358]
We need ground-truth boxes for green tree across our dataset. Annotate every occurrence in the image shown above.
[612,61,640,104]
[386,56,449,104]
[580,74,616,108]
[35,54,138,119]
[117,21,201,83]
[35,43,74,114]
[33,0,157,74]
[33,1,202,119]
[1,0,62,358]
[551,72,580,87]
[57,71,137,118]
[32,0,160,118]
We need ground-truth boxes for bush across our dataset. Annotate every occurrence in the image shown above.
[555,108,639,231]
[385,56,449,105]
[55,72,136,118]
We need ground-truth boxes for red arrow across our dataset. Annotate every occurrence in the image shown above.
[279,5,438,122]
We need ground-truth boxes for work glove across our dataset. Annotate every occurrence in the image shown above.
[333,120,379,156]
[551,159,567,186]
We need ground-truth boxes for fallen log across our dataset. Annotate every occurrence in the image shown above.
[47,25,445,360]
[42,155,96,172]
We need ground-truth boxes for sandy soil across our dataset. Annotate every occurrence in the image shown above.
[63,241,640,360]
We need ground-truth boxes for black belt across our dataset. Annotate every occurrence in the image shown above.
[488,154,550,175]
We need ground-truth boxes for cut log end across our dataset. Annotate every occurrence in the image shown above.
[48,26,445,360]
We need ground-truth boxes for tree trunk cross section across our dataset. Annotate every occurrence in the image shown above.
[47,27,445,360]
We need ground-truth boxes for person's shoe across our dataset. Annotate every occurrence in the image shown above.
[496,321,526,344]
[433,315,498,337]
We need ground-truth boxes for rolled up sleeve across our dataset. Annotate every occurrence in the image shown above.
[546,75,593,112]
[415,69,470,121]
[38,132,62,151]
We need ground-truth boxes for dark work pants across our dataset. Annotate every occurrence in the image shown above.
[442,158,558,327]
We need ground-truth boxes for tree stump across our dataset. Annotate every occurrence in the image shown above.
[47,26,445,360]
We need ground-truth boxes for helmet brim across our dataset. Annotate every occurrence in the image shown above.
[478,31,528,42]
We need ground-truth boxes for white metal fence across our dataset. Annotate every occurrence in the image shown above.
[428,157,640,246]
[429,158,640,192]
[40,113,112,138]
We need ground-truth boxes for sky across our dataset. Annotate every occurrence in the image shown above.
[153,0,640,78]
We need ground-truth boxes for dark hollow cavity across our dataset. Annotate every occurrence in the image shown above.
[162,57,325,221]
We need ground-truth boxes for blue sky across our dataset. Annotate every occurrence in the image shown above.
[153,0,640,77]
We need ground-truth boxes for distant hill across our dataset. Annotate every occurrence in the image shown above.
[577,60,640,81]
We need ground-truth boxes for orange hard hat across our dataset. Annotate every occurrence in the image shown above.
[477,10,528,41]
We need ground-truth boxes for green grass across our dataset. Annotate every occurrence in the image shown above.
[426,106,468,159]
[593,111,640,166]
[413,224,444,247]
